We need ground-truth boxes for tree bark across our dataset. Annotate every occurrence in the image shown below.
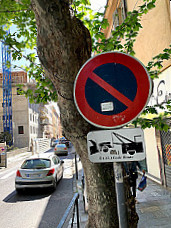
[31,0,138,227]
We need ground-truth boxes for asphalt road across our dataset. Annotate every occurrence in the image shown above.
[0,148,75,228]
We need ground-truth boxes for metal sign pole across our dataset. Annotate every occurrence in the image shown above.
[114,162,128,228]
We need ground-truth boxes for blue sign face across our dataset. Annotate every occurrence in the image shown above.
[85,63,137,115]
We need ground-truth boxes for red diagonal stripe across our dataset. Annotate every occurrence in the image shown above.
[89,72,134,107]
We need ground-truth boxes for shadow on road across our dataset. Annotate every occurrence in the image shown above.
[3,176,72,205]
[3,187,53,203]
[2,149,75,227]
[38,176,74,228]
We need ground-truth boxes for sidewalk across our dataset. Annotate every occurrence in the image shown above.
[136,177,171,228]
[72,159,88,228]
[2,149,171,227]
[7,150,32,165]
[74,161,171,228]
[0,147,32,170]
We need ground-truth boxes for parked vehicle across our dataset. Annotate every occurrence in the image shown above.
[59,137,71,148]
[54,143,68,156]
[15,153,64,193]
[51,139,60,147]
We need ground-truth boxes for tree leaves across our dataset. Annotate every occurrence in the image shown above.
[147,45,171,79]
[0,0,170,131]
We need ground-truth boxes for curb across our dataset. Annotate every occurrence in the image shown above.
[7,147,29,158]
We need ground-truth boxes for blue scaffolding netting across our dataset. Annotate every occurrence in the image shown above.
[1,29,13,145]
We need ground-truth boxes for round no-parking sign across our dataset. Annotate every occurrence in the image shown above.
[73,52,151,129]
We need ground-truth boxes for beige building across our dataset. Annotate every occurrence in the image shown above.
[104,0,171,187]
[104,0,170,68]
[52,106,62,139]
[39,103,62,139]
[0,71,34,148]
[0,71,61,148]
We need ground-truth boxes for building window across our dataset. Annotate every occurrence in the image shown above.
[113,9,119,30]
[118,0,126,25]
[18,126,24,134]
[112,0,126,32]
[30,126,32,134]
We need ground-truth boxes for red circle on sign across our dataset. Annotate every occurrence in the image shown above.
[74,52,151,129]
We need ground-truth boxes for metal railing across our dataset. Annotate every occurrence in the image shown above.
[57,192,80,228]
[33,138,51,154]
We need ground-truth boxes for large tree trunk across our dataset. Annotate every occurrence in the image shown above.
[31,0,138,227]
[77,138,119,227]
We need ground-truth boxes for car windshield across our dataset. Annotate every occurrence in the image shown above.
[57,144,65,147]
[21,159,51,169]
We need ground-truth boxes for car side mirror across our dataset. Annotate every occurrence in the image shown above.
[61,160,64,164]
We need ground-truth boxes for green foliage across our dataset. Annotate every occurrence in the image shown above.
[95,0,157,55]
[0,131,13,145]
[132,115,170,132]
[0,0,56,104]
[17,63,58,104]
[72,0,108,52]
[0,0,170,131]
[147,45,171,79]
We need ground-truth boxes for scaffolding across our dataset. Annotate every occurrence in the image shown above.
[1,29,13,145]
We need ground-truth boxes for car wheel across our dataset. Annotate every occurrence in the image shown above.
[60,172,63,180]
[102,145,109,153]
[52,177,57,190]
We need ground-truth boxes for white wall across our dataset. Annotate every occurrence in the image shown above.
[149,67,171,106]
[144,128,161,179]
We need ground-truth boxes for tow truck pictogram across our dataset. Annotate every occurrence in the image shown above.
[89,132,143,156]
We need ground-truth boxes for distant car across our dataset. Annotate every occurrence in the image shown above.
[54,143,68,156]
[99,142,112,153]
[59,139,69,147]
[60,137,66,140]
[51,139,60,147]
[15,153,64,194]
[59,137,71,148]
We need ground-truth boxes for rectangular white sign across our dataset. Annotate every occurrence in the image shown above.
[87,128,146,163]
[101,102,114,112]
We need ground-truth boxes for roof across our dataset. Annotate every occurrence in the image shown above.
[27,152,54,160]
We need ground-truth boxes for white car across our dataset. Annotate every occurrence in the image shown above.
[15,153,64,194]
[54,144,68,156]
